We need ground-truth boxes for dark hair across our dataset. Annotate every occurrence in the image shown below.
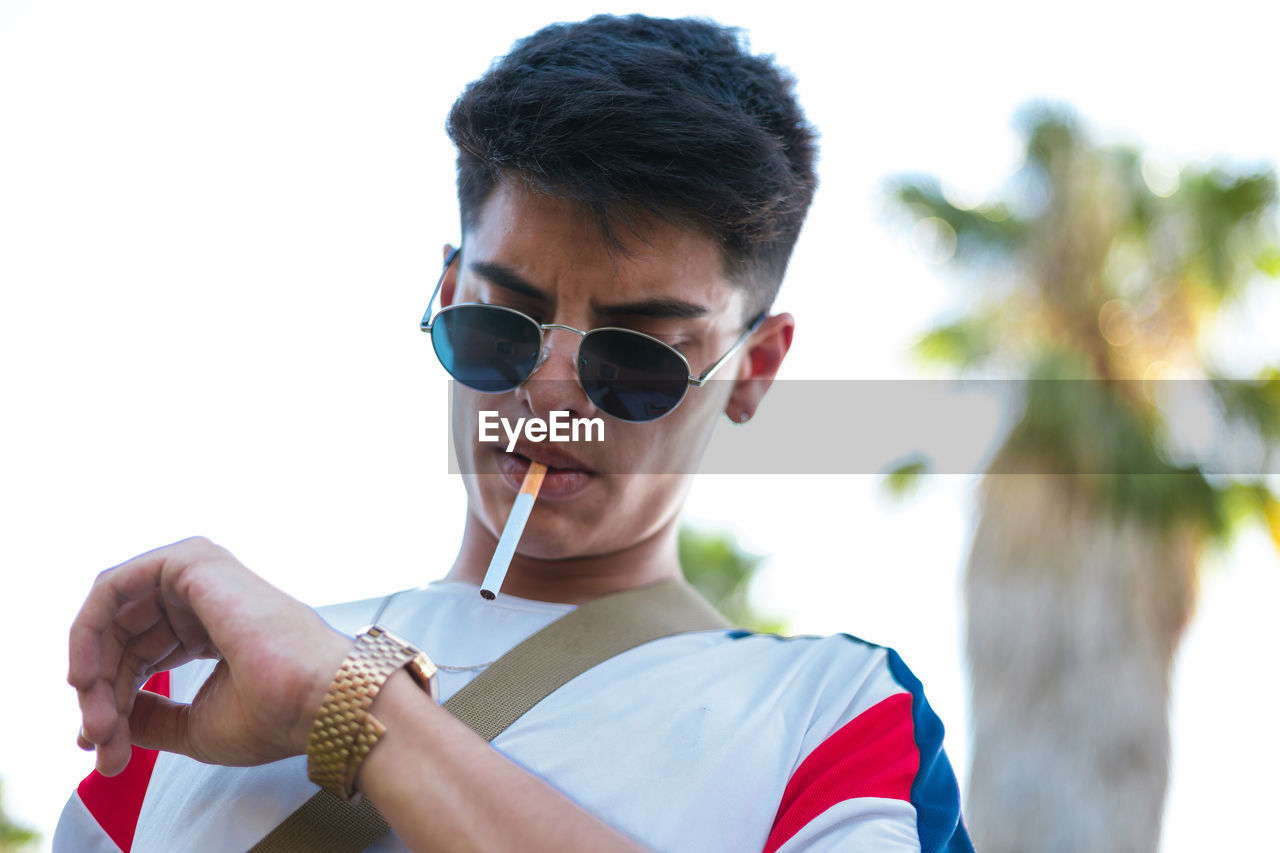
[446,14,818,314]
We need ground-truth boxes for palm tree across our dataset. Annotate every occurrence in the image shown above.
[888,104,1279,851]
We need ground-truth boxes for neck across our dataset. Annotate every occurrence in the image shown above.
[445,512,682,605]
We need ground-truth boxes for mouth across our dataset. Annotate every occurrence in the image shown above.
[495,443,597,499]
[510,441,594,472]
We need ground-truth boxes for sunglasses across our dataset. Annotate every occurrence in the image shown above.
[420,247,762,422]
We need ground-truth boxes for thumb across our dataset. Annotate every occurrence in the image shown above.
[128,690,191,757]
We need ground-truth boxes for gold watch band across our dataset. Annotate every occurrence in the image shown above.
[306,626,439,803]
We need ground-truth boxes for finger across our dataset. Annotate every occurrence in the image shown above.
[117,594,166,635]
[145,643,206,678]
[69,561,161,689]
[70,539,217,766]
[71,578,165,749]
[98,595,168,698]
[73,606,169,757]
[128,687,191,759]
[77,678,122,746]
[92,712,134,777]
[113,621,182,716]
[69,538,217,690]
[163,597,218,661]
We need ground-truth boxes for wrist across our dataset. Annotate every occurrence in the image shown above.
[354,666,445,789]
[291,629,358,755]
[304,626,439,802]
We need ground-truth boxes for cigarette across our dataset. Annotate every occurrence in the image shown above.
[480,461,547,600]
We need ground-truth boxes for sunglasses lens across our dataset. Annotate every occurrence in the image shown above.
[579,330,689,422]
[431,305,541,392]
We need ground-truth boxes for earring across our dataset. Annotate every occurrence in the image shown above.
[735,410,752,424]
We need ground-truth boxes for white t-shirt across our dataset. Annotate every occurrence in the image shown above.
[55,580,972,852]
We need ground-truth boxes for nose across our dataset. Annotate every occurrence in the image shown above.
[516,326,597,420]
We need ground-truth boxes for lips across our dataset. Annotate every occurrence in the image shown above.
[493,440,597,499]
[508,440,594,473]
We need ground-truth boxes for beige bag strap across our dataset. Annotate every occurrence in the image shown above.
[248,578,729,853]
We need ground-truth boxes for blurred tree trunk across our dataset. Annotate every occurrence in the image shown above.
[965,469,1197,851]
[889,104,1278,849]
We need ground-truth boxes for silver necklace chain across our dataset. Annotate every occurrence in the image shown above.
[435,659,496,672]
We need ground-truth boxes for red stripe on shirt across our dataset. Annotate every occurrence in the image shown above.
[763,691,918,853]
[76,671,170,852]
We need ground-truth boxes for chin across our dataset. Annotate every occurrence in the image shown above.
[464,474,595,551]
[517,500,612,558]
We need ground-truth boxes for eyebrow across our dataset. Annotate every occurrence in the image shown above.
[468,260,710,321]
[469,261,549,303]
[594,298,708,321]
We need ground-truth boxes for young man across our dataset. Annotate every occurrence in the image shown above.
[58,15,972,852]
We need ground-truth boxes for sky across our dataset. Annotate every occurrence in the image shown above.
[1,1,1278,850]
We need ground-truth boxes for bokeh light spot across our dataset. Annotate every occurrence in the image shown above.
[1141,153,1181,197]
[911,216,958,264]
[1099,298,1138,347]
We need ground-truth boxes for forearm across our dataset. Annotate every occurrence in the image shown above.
[357,670,649,853]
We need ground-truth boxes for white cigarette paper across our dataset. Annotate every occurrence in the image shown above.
[480,461,547,600]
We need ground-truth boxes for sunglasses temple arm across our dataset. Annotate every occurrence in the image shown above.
[689,312,765,386]
[421,246,463,332]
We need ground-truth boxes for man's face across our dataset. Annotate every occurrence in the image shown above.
[445,182,752,561]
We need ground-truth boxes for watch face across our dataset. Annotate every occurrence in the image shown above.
[359,626,438,701]
[407,652,441,702]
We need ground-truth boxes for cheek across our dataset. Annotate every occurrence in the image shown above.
[450,395,483,481]
[451,387,514,466]
[646,389,728,467]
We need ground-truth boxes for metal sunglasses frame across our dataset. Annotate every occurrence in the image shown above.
[418,247,763,419]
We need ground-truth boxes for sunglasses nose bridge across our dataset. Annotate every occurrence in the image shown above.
[516,324,596,418]
[528,323,588,377]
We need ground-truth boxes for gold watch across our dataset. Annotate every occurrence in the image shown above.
[306,625,439,802]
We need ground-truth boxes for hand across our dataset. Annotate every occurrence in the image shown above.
[68,536,352,776]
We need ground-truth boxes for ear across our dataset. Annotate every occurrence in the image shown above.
[724,312,794,423]
[440,243,460,307]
